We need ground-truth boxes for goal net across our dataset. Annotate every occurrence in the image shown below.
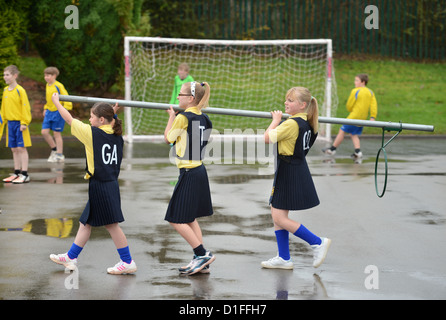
[124,37,338,142]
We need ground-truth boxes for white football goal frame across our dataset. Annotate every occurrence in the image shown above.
[124,37,335,143]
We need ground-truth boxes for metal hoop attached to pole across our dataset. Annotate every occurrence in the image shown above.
[374,122,402,198]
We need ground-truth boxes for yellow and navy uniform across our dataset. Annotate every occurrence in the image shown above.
[268,113,319,210]
[346,87,377,120]
[71,119,125,226]
[268,113,315,156]
[166,107,212,169]
[0,84,32,146]
[71,119,121,179]
[164,106,213,224]
[45,81,73,111]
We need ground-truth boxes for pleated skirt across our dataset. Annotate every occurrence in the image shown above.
[79,178,124,227]
[269,158,320,211]
[165,165,213,224]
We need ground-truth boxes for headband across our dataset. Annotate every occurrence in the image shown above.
[190,81,205,98]
[191,81,196,97]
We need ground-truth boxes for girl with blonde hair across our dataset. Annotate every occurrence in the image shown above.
[262,87,331,270]
[164,81,215,275]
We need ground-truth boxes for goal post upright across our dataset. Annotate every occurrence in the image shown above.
[123,36,336,143]
[325,39,333,142]
[124,37,133,143]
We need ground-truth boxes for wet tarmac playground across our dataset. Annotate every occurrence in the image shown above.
[0,136,445,300]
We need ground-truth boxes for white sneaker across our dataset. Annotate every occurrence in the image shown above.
[50,252,77,270]
[181,251,216,275]
[351,151,363,159]
[12,174,30,184]
[261,256,293,270]
[322,147,336,155]
[54,154,65,163]
[48,151,57,162]
[107,260,137,275]
[3,174,18,183]
[311,237,331,268]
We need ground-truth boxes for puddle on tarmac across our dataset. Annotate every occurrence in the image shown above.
[410,210,446,225]
[0,164,85,185]
[0,217,111,239]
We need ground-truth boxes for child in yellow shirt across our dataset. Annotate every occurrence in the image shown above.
[42,67,73,162]
[261,87,331,270]
[1,65,32,184]
[49,92,137,275]
[323,74,378,159]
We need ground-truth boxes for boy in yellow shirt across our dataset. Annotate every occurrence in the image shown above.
[323,73,378,159]
[42,67,72,162]
[1,65,32,183]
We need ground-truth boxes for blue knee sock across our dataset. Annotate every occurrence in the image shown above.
[67,243,83,259]
[275,229,290,260]
[117,246,132,264]
[293,224,321,246]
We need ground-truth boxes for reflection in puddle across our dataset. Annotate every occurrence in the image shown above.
[1,218,74,238]
[0,217,111,239]
[0,164,83,185]
[271,271,328,300]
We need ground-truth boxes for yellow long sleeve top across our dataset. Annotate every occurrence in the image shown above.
[346,87,378,120]
[45,81,73,111]
[1,84,32,125]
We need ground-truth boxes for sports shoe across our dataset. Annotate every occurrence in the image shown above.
[182,251,215,275]
[54,154,65,163]
[50,252,77,271]
[47,151,57,162]
[12,174,30,184]
[311,237,331,268]
[107,260,137,275]
[179,256,196,273]
[179,256,211,274]
[322,147,336,155]
[3,174,18,183]
[261,256,294,270]
[351,151,363,159]
[199,265,210,274]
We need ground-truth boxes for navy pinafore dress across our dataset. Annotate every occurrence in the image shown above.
[269,117,320,210]
[79,127,125,226]
[165,112,213,224]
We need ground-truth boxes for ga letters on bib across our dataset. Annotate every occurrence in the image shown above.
[87,127,123,181]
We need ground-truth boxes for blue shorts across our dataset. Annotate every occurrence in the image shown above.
[7,121,25,148]
[42,110,65,132]
[341,124,363,135]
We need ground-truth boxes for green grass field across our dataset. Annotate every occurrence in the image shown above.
[19,54,446,136]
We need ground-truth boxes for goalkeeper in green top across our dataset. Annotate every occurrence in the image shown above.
[169,63,194,105]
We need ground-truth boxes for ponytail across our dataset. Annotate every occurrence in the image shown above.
[186,81,211,109]
[91,102,123,136]
[196,81,211,109]
[307,96,319,133]
[113,116,123,136]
